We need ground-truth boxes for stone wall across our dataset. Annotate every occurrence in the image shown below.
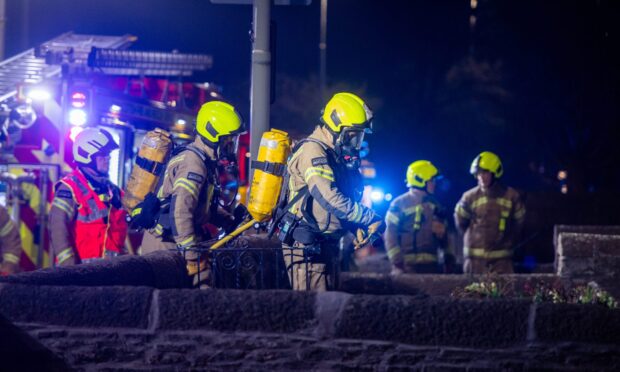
[1,284,619,370]
[555,227,620,280]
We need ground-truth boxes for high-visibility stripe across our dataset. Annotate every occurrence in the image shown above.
[173,178,199,198]
[464,247,512,259]
[456,204,470,218]
[178,236,195,248]
[0,221,14,237]
[402,206,418,216]
[404,253,437,264]
[386,211,400,225]
[496,198,513,209]
[56,248,74,264]
[499,218,506,231]
[52,198,74,217]
[304,167,335,182]
[168,155,185,167]
[413,205,423,231]
[351,203,364,223]
[2,253,20,264]
[386,246,401,260]
[471,196,488,209]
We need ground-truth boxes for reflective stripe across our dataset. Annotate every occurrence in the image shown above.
[57,248,74,264]
[386,246,401,260]
[386,211,400,225]
[52,198,74,217]
[471,196,488,209]
[456,204,470,218]
[168,155,185,166]
[413,205,423,231]
[173,178,199,198]
[496,198,512,209]
[402,206,417,216]
[2,253,20,264]
[464,247,512,259]
[304,167,335,182]
[351,203,362,223]
[131,207,142,217]
[178,236,195,248]
[499,218,506,231]
[0,221,14,237]
[514,207,525,220]
[404,253,437,264]
[153,224,164,236]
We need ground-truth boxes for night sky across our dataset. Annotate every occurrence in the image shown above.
[5,0,620,208]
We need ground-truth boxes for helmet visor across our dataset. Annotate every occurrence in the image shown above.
[340,128,365,151]
[218,134,240,160]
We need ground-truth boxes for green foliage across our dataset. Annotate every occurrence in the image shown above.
[452,276,618,309]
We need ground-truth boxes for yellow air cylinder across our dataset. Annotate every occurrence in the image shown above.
[122,128,172,211]
[247,129,291,222]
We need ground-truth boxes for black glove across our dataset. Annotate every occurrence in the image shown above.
[130,192,160,229]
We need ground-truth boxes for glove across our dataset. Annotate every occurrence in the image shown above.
[129,193,161,229]
[353,228,368,250]
[367,220,386,245]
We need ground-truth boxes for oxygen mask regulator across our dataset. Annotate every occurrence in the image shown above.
[335,128,366,170]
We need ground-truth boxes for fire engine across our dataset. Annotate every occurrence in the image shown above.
[0,32,249,271]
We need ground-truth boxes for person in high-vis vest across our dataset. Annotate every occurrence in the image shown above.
[384,160,454,274]
[279,92,384,291]
[0,205,21,275]
[454,151,526,274]
[49,128,128,266]
[140,101,245,278]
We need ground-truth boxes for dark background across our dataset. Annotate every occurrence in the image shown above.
[5,0,620,212]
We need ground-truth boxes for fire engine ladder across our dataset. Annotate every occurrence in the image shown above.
[0,32,135,104]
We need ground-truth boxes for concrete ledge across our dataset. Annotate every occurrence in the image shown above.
[156,289,316,333]
[335,296,530,347]
[0,284,153,329]
[557,233,620,277]
[554,225,620,248]
[535,303,620,344]
[0,251,191,289]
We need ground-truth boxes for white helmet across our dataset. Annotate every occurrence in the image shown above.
[73,128,119,165]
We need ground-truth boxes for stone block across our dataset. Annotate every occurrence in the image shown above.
[0,284,152,328]
[557,233,595,258]
[557,256,595,277]
[535,303,620,344]
[156,289,316,333]
[335,296,529,347]
[0,251,190,289]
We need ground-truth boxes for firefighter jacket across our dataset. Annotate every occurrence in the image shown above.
[286,126,380,239]
[141,137,234,254]
[0,205,21,274]
[384,188,449,267]
[49,167,128,266]
[454,182,525,260]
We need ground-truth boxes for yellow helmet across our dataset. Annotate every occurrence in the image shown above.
[470,151,503,178]
[195,101,245,143]
[321,92,373,133]
[406,160,439,188]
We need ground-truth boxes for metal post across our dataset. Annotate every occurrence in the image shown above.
[319,0,328,102]
[249,0,272,179]
[0,0,6,60]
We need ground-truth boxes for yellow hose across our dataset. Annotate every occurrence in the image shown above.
[209,219,257,250]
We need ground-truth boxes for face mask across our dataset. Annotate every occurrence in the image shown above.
[217,135,240,161]
[336,129,365,170]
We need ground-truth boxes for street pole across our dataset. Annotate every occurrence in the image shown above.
[319,0,327,102]
[249,0,272,178]
[0,0,6,60]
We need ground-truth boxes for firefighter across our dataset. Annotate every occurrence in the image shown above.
[140,101,245,278]
[49,128,128,266]
[384,160,454,274]
[0,205,21,275]
[279,92,384,291]
[454,151,526,274]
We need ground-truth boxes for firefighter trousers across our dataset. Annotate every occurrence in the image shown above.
[283,240,340,291]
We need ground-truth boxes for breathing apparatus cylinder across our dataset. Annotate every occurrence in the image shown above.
[122,128,172,211]
[247,129,291,222]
